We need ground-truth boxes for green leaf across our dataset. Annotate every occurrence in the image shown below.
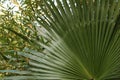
[2,0,120,80]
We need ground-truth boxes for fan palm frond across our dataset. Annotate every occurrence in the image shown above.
[1,0,120,80]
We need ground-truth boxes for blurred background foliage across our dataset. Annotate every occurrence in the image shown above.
[0,0,48,77]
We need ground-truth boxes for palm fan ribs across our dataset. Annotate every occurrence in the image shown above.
[1,0,120,80]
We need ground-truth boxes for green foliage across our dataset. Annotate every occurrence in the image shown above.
[0,0,45,76]
[0,0,120,80]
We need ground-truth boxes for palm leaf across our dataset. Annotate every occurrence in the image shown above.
[1,0,120,80]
